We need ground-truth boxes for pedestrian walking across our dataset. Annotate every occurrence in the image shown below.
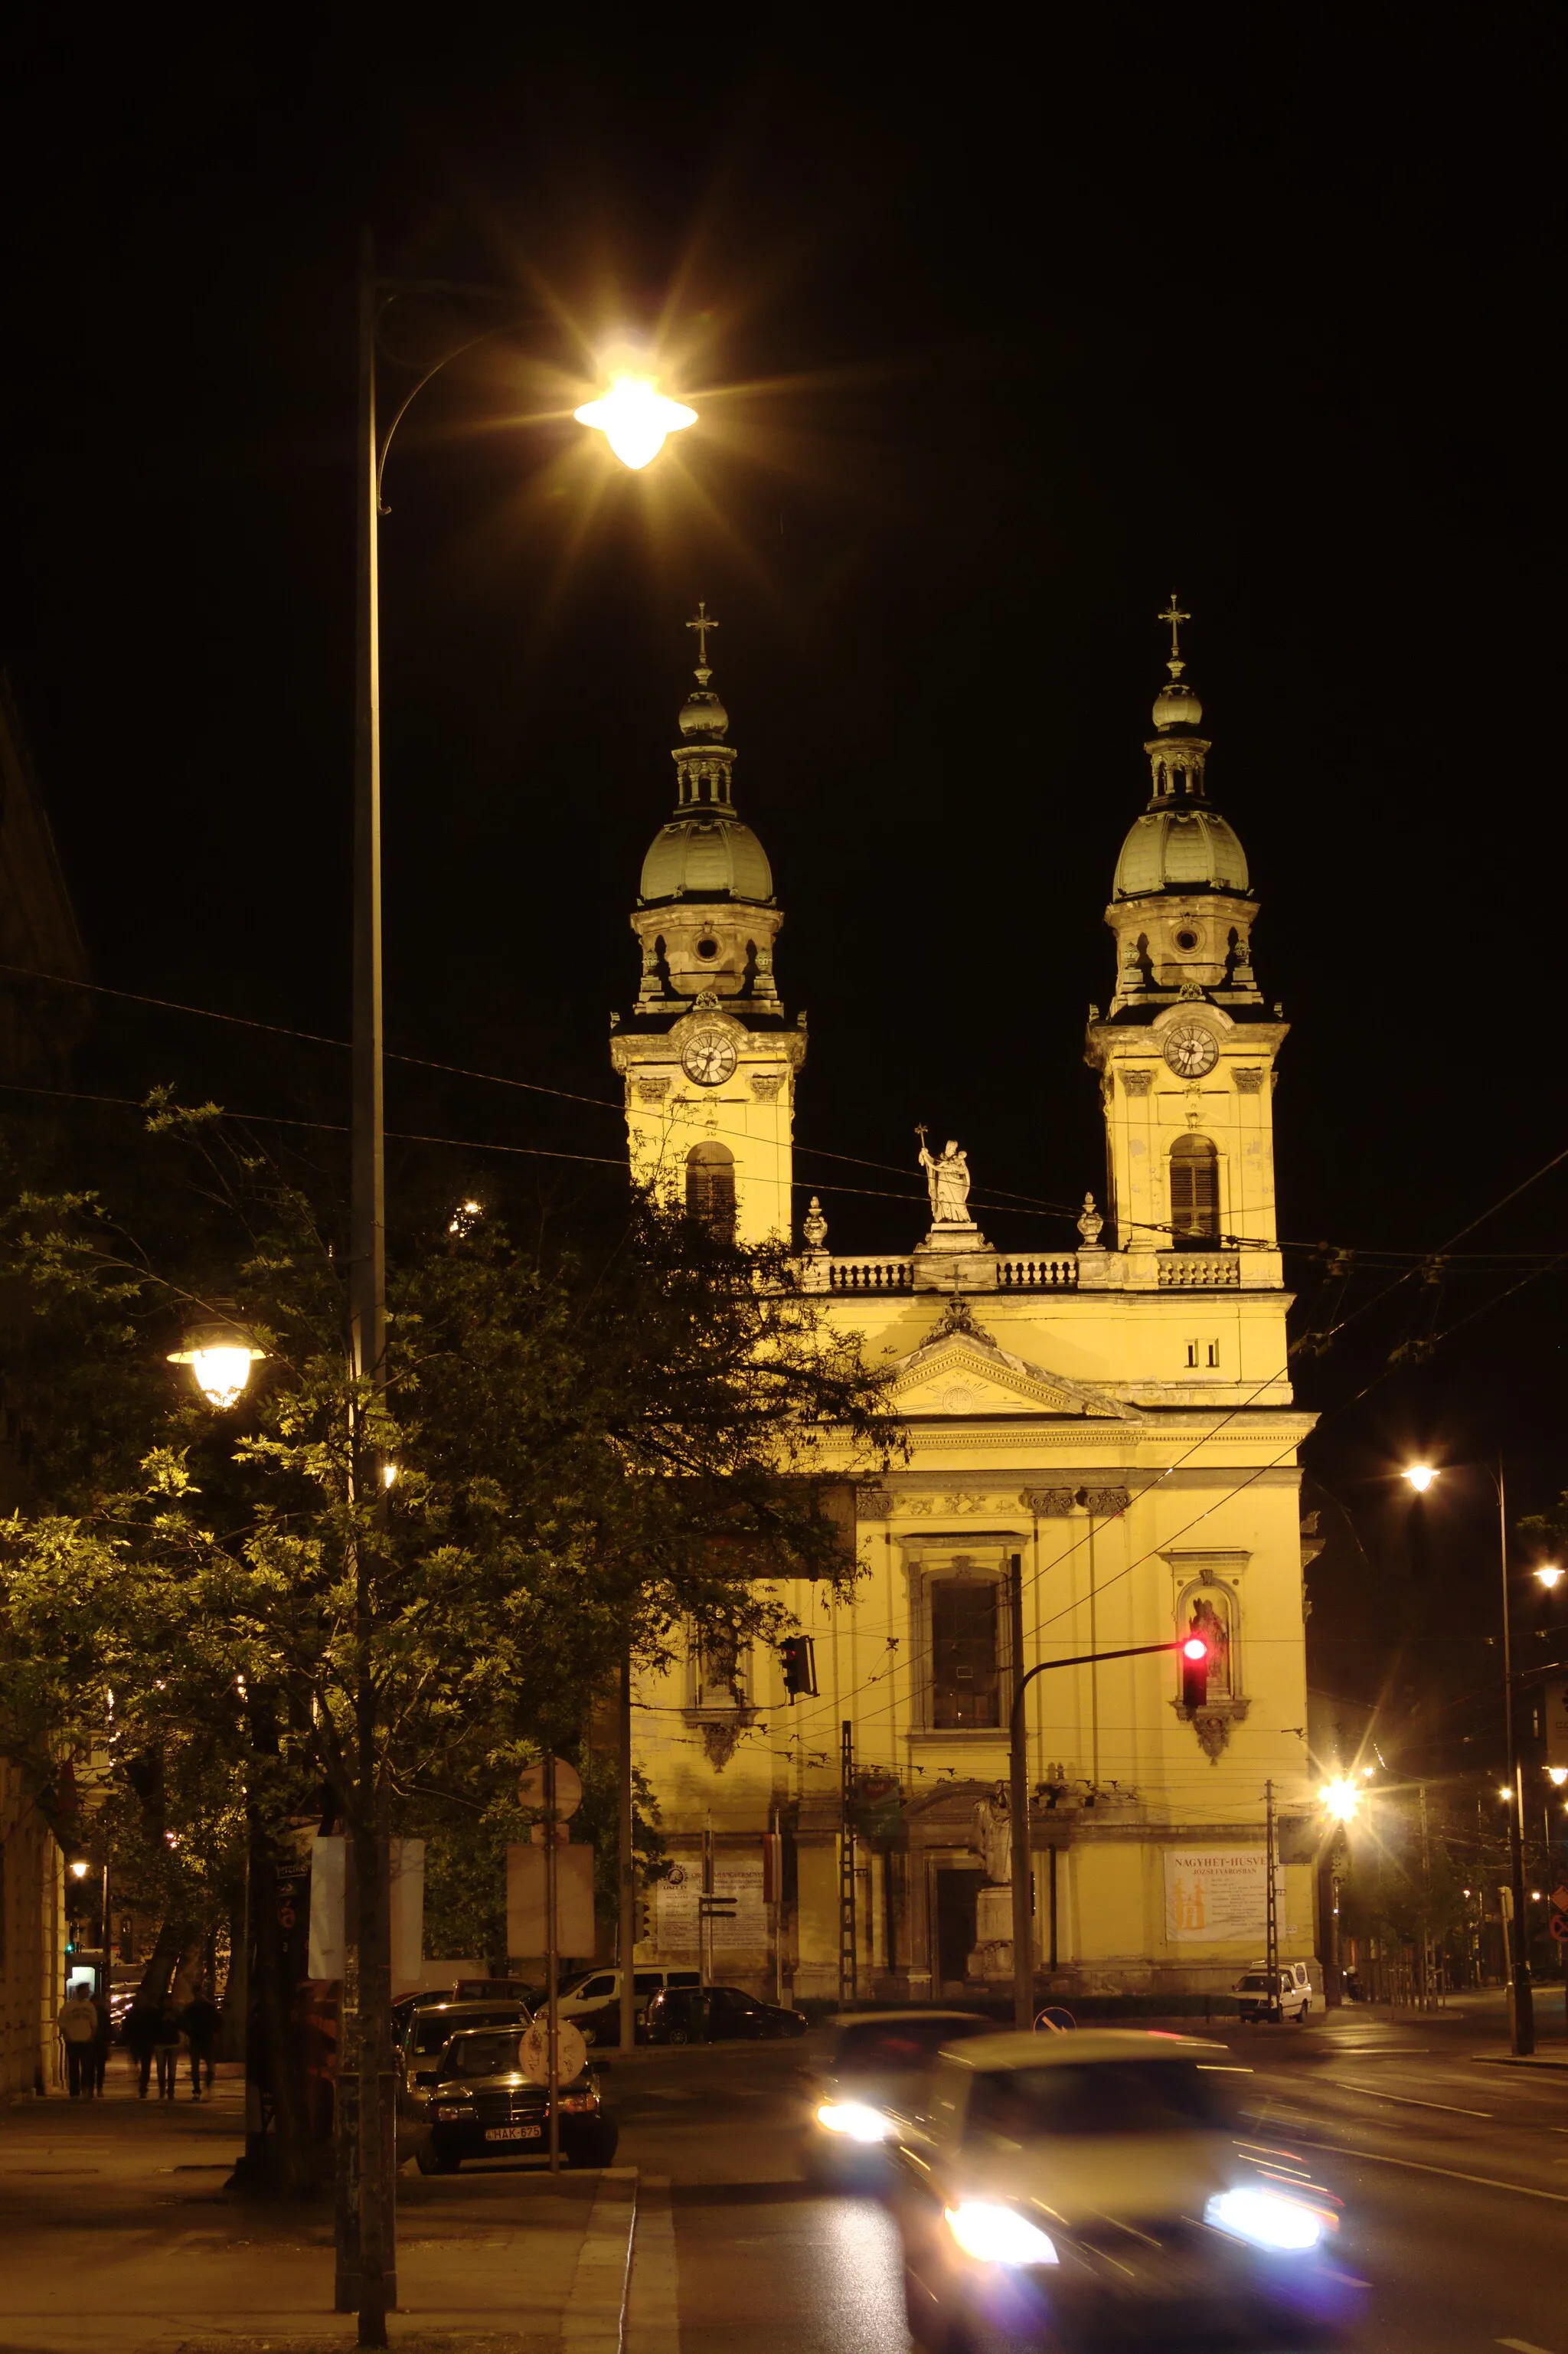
[124,1997,158,2097]
[57,1986,99,2100]
[151,1999,183,2100]
[90,1987,113,2096]
[182,1989,220,2099]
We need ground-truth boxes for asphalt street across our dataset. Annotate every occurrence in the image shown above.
[609,1994,1568,2354]
[2,1994,1566,2351]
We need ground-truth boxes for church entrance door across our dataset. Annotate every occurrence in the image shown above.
[935,1867,983,1994]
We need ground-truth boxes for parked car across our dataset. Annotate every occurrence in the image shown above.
[556,1966,703,2045]
[1233,1961,1312,2023]
[890,2030,1354,2349]
[644,1983,807,2045]
[416,2025,616,2173]
[801,2009,1000,2191]
[398,2000,532,2098]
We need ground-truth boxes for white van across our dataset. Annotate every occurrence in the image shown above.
[1233,1960,1312,2022]
[557,1966,703,2045]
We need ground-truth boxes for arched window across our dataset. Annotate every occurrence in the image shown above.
[1170,1134,1220,1244]
[685,1142,736,1239]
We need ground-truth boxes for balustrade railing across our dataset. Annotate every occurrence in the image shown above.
[997,1255,1079,1290]
[827,1255,914,1293]
[1157,1251,1242,1288]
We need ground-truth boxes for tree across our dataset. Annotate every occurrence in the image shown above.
[0,1103,895,2346]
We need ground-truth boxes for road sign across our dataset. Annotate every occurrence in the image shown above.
[519,2017,586,2087]
[1550,1883,1568,1915]
[1550,1912,1568,1946]
[518,1757,582,1819]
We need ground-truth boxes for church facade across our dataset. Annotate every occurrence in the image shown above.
[610,605,1318,2006]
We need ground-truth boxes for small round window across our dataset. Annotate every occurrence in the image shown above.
[697,938,719,959]
[1174,927,1200,953]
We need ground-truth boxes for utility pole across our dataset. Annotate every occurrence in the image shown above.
[839,1721,857,2005]
[1498,1460,1536,2053]
[1265,1780,1279,2021]
[1007,1555,1032,2031]
[618,1653,636,2055]
[545,1753,560,2174]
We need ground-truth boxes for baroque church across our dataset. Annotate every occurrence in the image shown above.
[611,603,1316,2005]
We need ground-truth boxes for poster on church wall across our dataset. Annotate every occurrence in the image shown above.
[654,1863,701,1957]
[1163,1848,1285,1943]
[652,1856,767,1958]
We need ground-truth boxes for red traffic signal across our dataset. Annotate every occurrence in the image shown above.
[780,1634,818,1699]
[1180,1632,1210,1712]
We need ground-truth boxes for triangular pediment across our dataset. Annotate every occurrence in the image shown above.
[890,1315,1135,1419]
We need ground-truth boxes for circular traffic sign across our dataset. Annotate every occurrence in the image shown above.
[518,2017,587,2086]
[1550,1911,1568,1945]
[517,1757,583,1819]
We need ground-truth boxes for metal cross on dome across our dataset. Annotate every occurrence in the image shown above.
[687,600,719,671]
[1158,590,1191,669]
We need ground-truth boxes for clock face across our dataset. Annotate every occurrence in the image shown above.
[681,1028,738,1087]
[1163,1022,1220,1079]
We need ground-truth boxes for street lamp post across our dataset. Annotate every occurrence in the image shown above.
[341,239,697,2339]
[1403,1460,1559,2056]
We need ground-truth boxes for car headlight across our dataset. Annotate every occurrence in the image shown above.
[943,2202,1059,2267]
[815,2101,890,2144]
[434,2103,471,2121]
[1205,2189,1323,2253]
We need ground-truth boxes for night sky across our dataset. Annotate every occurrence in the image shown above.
[2,15,1564,1770]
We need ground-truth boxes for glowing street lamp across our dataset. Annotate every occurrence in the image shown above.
[68,1859,90,1882]
[1402,1463,1438,1493]
[574,372,697,470]
[1547,1767,1568,1789]
[1534,1564,1563,1589]
[1319,1777,1362,1823]
[167,1320,266,1411]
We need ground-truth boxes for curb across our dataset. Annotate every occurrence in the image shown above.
[626,2174,679,2354]
[1472,2054,1568,2073]
[563,2165,638,2352]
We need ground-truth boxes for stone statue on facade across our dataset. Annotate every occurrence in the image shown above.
[916,1126,975,1228]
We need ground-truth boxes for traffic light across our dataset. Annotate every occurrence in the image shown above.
[780,1634,818,1699]
[1180,1631,1210,1712]
[635,1895,653,1943]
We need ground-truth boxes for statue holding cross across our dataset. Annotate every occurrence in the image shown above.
[916,1125,975,1228]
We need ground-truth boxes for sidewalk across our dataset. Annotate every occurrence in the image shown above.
[0,2056,635,2354]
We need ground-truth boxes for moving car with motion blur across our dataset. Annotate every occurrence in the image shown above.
[643,1983,807,2045]
[801,2010,1001,2192]
[892,2030,1354,2351]
[398,1999,531,2101]
[416,2026,616,2173]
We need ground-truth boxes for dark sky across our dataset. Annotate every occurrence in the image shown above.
[2,12,1565,1766]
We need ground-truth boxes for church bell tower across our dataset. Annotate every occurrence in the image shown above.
[1084,599,1288,1262]
[609,606,803,1244]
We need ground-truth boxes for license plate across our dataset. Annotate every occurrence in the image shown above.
[484,2124,541,2141]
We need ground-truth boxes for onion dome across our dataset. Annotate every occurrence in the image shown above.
[1113,805,1250,897]
[1111,592,1251,901]
[637,601,776,907]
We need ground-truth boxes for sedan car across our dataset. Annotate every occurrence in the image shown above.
[801,2009,1000,2192]
[892,2030,1354,2350]
[399,1999,531,2099]
[416,2026,616,2173]
[643,1983,807,2044]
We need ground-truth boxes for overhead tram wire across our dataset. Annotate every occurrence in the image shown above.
[8,957,1568,1264]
